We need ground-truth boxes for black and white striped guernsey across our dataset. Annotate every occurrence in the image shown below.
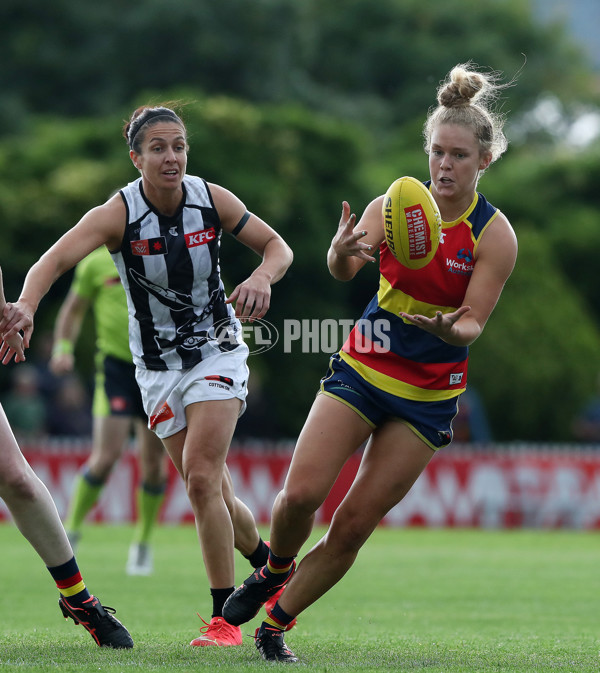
[111,175,244,370]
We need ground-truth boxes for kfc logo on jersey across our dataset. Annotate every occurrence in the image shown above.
[185,228,216,248]
[131,236,167,256]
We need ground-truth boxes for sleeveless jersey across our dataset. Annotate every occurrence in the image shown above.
[111,175,243,371]
[340,185,499,402]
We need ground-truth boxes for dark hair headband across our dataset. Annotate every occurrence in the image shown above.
[128,108,182,148]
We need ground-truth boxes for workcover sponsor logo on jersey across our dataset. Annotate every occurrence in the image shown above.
[446,248,474,275]
[404,205,432,259]
[131,236,168,256]
[150,401,175,430]
[185,228,216,248]
[449,372,464,385]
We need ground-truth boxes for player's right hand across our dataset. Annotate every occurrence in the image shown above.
[49,353,74,375]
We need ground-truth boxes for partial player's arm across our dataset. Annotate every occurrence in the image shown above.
[401,213,517,346]
[327,199,384,281]
[0,196,125,345]
[210,183,293,322]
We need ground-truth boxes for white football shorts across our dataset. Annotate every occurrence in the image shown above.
[135,344,249,439]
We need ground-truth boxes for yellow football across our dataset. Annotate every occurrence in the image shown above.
[382,176,442,269]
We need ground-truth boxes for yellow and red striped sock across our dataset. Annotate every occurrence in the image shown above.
[266,550,295,577]
[47,556,91,606]
[264,602,295,631]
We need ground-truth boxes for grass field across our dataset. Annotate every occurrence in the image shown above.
[0,523,598,672]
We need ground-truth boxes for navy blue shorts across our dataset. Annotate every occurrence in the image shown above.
[319,354,459,450]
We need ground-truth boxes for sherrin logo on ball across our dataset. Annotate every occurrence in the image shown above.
[382,176,442,269]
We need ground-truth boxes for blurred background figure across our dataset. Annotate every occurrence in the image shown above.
[50,246,167,575]
[45,373,93,438]
[1,364,47,441]
[452,387,492,444]
[29,330,66,406]
[571,372,600,444]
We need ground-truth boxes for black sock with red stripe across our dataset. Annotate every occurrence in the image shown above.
[264,602,295,631]
[47,556,91,606]
[266,550,295,581]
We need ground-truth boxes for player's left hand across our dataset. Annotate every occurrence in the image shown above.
[226,272,272,322]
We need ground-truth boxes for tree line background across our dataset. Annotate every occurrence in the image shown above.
[1,0,599,442]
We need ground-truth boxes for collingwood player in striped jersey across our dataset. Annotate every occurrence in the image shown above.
[1,104,293,648]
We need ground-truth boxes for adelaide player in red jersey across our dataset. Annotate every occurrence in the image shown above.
[223,62,518,662]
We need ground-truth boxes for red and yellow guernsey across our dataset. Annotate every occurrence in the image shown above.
[340,184,499,402]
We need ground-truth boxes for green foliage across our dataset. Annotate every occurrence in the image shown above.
[0,115,132,307]
[2,93,600,441]
[471,145,600,439]
[183,97,375,433]
[469,228,600,441]
[0,0,599,440]
[0,96,374,435]
[0,0,595,135]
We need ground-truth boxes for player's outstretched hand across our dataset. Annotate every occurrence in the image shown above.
[0,301,34,348]
[400,306,471,341]
[226,271,272,323]
[330,201,376,263]
[0,332,26,364]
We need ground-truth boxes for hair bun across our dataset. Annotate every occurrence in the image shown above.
[438,67,485,108]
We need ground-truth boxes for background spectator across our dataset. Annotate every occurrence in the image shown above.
[452,388,492,444]
[1,364,47,441]
[46,374,93,438]
[572,373,600,443]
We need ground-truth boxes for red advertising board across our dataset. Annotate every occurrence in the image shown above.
[2,442,599,529]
